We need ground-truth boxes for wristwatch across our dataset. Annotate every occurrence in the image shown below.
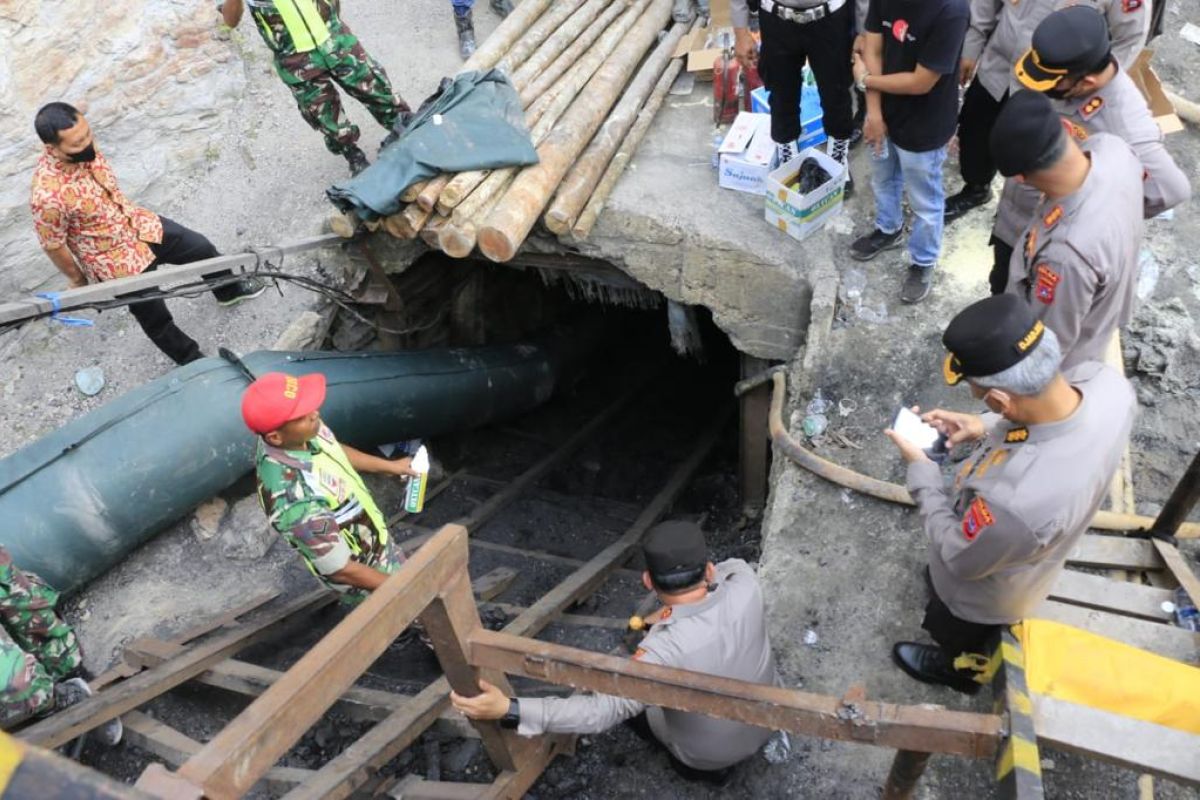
[499,697,520,729]
[855,71,870,93]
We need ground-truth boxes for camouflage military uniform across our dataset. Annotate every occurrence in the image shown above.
[246,0,410,155]
[256,423,405,605]
[0,546,82,727]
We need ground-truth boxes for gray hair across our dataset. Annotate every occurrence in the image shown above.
[971,326,1062,396]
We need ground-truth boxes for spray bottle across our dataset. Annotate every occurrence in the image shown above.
[404,445,430,514]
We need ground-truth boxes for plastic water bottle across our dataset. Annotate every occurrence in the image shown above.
[1174,587,1199,631]
[404,445,430,514]
[711,130,724,169]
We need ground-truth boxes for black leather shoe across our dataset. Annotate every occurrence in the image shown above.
[943,184,992,224]
[892,642,981,694]
[850,228,902,261]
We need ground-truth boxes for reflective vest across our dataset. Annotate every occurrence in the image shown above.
[302,434,389,553]
[251,0,332,54]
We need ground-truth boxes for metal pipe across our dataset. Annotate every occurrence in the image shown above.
[760,372,1200,538]
[881,750,933,800]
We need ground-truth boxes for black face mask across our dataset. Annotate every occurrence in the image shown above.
[67,143,97,163]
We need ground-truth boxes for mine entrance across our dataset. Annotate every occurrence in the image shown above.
[80,249,772,798]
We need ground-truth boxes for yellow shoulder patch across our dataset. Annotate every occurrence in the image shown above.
[1005,427,1030,443]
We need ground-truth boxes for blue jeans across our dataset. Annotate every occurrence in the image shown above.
[452,0,474,12]
[869,139,947,269]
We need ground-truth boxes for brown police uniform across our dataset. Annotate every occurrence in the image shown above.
[907,361,1136,627]
[1004,133,1144,370]
[993,68,1190,249]
[515,559,779,771]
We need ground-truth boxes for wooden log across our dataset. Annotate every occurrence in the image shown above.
[384,211,409,239]
[511,0,614,93]
[479,0,674,263]
[396,203,435,240]
[545,19,689,234]
[460,0,554,73]
[438,0,647,216]
[400,180,426,203]
[495,0,589,75]
[419,214,450,248]
[452,169,515,226]
[416,175,452,212]
[572,44,685,239]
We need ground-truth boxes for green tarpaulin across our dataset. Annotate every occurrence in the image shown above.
[326,69,538,219]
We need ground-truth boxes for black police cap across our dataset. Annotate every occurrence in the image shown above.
[942,294,1046,386]
[989,90,1066,178]
[1016,6,1112,92]
[642,520,708,579]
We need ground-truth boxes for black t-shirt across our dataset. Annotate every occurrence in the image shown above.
[865,0,969,152]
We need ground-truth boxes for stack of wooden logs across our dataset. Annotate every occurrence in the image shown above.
[378,0,689,261]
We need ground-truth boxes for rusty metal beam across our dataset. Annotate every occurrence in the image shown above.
[467,629,1003,758]
[167,526,471,800]
[19,590,334,750]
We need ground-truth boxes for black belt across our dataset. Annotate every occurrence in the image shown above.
[761,0,845,24]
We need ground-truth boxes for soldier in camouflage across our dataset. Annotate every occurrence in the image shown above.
[242,372,417,605]
[0,545,121,744]
[222,0,411,175]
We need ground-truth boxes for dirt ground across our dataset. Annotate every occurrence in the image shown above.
[1,0,1199,797]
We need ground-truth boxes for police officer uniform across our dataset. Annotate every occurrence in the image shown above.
[503,521,779,776]
[894,294,1136,692]
[943,0,1147,221]
[732,0,855,166]
[990,91,1144,370]
[988,5,1190,292]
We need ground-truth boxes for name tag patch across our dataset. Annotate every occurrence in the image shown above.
[962,497,995,541]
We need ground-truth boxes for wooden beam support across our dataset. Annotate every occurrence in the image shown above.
[170,526,471,799]
[1048,570,1175,622]
[739,355,772,513]
[467,629,1002,758]
[1067,536,1163,571]
[19,590,334,749]
[1033,600,1199,663]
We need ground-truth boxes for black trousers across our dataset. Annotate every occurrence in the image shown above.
[758,3,855,144]
[623,712,734,785]
[921,588,1000,657]
[956,81,1008,188]
[120,217,235,365]
[989,237,1014,296]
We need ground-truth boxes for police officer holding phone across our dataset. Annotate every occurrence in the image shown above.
[885,294,1134,692]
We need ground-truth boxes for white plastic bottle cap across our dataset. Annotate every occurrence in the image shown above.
[1161,601,1177,614]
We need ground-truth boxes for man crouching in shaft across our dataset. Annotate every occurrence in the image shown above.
[886,294,1134,693]
[451,521,780,786]
[241,372,416,604]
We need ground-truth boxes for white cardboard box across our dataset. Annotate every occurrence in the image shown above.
[764,147,846,241]
[718,112,775,195]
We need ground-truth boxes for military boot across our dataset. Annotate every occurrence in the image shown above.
[490,0,514,17]
[455,10,477,60]
[344,146,370,176]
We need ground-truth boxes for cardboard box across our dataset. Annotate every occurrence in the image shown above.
[749,83,827,148]
[671,0,737,80]
[1128,50,1184,135]
[764,148,846,241]
[717,112,775,194]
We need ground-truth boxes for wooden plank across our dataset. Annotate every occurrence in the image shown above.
[123,711,313,793]
[1151,539,1200,607]
[399,531,644,581]
[90,591,281,691]
[390,778,490,799]
[1068,536,1163,571]
[1032,601,1199,663]
[173,526,471,800]
[19,590,334,749]
[1049,569,1175,622]
[470,629,1002,758]
[1033,695,1200,785]
[482,602,628,630]
[506,407,732,638]
[471,567,519,602]
[0,235,339,326]
[122,639,477,738]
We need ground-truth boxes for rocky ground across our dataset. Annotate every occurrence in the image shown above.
[2,0,1200,797]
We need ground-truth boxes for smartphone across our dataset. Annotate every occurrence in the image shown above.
[892,407,949,461]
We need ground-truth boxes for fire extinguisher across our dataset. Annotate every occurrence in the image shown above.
[713,52,741,125]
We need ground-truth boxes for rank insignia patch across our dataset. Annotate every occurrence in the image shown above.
[962,497,995,541]
[1005,427,1029,443]
[1043,205,1063,229]
[1121,0,1142,12]
[1081,96,1105,118]
[1035,264,1061,304]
